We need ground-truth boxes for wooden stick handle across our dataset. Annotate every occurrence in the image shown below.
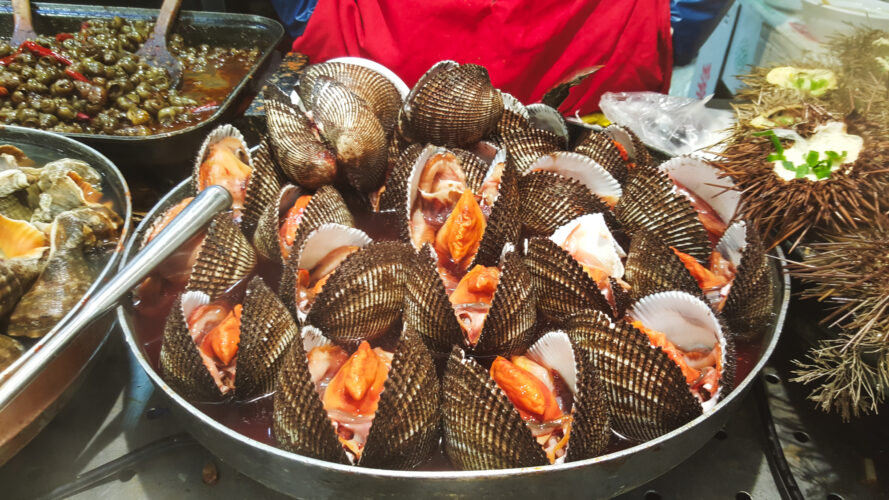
[152,0,183,39]
[11,0,36,46]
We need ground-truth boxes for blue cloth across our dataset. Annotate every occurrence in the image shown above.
[671,0,735,66]
[270,0,320,38]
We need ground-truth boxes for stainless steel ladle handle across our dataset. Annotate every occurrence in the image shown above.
[0,185,232,412]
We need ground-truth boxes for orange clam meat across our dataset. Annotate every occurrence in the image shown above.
[278,195,313,260]
[186,301,243,394]
[198,137,253,210]
[448,264,500,347]
[671,247,736,310]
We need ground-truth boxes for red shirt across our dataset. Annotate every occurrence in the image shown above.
[292,0,673,115]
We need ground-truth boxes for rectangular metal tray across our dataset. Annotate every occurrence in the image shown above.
[0,2,284,174]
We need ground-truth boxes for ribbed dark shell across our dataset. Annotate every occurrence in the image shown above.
[574,130,630,185]
[566,310,702,442]
[566,344,612,461]
[159,295,222,401]
[253,184,354,265]
[615,168,711,262]
[160,276,299,401]
[273,330,348,464]
[186,214,257,300]
[518,170,621,238]
[453,148,489,194]
[403,62,503,147]
[378,143,423,213]
[360,325,442,469]
[299,62,403,134]
[523,238,613,322]
[502,128,567,174]
[404,246,536,357]
[624,230,704,301]
[723,226,774,340]
[274,324,441,468]
[235,277,300,398]
[442,347,546,470]
[242,137,283,238]
[264,86,338,189]
[308,76,388,192]
[604,124,654,169]
[281,241,413,344]
[471,161,521,268]
[493,92,530,139]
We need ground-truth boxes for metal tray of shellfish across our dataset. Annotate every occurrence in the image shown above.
[0,124,131,465]
[115,58,789,499]
[0,2,284,173]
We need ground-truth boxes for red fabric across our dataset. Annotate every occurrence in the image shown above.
[291,0,673,115]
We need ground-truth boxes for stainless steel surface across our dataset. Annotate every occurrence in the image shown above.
[0,186,232,414]
[114,179,790,499]
[0,124,132,464]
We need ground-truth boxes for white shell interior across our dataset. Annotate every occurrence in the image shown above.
[500,92,529,120]
[296,223,372,271]
[195,124,252,173]
[658,156,740,225]
[405,144,451,228]
[603,125,636,160]
[528,152,622,206]
[628,291,724,353]
[301,325,332,352]
[550,213,626,278]
[526,330,577,395]
[180,290,211,321]
[526,103,569,142]
[327,56,411,99]
[716,221,748,268]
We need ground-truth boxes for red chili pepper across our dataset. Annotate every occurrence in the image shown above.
[189,101,219,114]
[65,68,90,83]
[55,33,74,43]
[0,46,24,67]
[80,22,90,32]
[75,112,90,121]
[0,86,8,97]
[21,41,73,66]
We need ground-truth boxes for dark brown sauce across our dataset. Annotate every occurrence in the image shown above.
[130,206,764,470]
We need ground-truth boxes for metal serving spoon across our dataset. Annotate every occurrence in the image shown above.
[136,0,184,89]
[0,185,232,412]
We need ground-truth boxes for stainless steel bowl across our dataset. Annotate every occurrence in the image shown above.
[0,125,132,465]
[117,179,788,499]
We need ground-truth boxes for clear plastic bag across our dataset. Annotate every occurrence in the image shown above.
[599,91,735,157]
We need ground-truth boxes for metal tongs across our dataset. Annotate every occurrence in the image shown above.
[0,186,233,412]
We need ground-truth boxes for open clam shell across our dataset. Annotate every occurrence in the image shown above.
[281,224,412,344]
[524,151,622,205]
[602,124,653,169]
[624,229,704,301]
[518,169,619,238]
[628,291,736,410]
[265,85,338,190]
[307,76,388,193]
[442,330,609,470]
[574,130,632,185]
[615,167,711,262]
[404,245,536,357]
[299,60,405,135]
[493,92,530,139]
[377,142,424,213]
[253,184,354,265]
[523,214,628,321]
[273,324,441,469]
[658,155,741,234]
[566,309,703,442]
[185,213,257,300]
[526,103,569,143]
[718,221,774,339]
[159,276,299,401]
[502,128,568,174]
[402,61,503,147]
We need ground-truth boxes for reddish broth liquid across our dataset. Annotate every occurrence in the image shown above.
[130,204,765,469]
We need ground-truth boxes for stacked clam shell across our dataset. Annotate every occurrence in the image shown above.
[0,146,123,373]
[146,58,775,472]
